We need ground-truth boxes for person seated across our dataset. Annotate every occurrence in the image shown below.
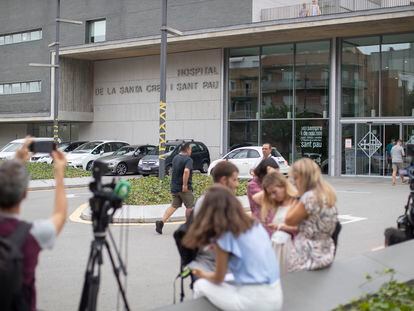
[0,138,68,311]
[183,186,283,311]
[285,158,338,272]
[247,157,279,224]
[253,172,298,275]
[189,161,240,272]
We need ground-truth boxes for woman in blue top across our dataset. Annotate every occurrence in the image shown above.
[183,186,283,311]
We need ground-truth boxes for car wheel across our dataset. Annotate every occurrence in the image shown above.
[166,165,173,176]
[86,161,94,171]
[116,163,128,176]
[201,161,210,174]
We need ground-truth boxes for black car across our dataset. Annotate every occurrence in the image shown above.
[98,144,156,175]
[137,139,210,176]
[58,141,88,153]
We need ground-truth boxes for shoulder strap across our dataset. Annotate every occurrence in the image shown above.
[8,221,32,248]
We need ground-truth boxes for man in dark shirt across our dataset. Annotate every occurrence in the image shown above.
[0,138,68,310]
[156,142,194,234]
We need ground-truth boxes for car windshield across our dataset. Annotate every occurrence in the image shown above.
[113,147,134,156]
[0,142,23,152]
[72,141,102,153]
[58,143,70,151]
[147,144,176,156]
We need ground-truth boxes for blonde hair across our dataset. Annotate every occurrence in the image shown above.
[261,172,298,221]
[290,158,336,208]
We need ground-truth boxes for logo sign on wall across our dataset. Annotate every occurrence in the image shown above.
[358,132,382,158]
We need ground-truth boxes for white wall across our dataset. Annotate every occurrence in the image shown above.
[252,0,303,22]
[0,123,27,148]
[81,49,223,160]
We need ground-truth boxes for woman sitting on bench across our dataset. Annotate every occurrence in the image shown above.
[183,185,283,311]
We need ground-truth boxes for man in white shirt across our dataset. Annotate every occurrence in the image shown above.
[391,139,406,185]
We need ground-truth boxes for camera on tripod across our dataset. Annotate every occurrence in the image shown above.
[384,144,414,247]
[79,161,131,311]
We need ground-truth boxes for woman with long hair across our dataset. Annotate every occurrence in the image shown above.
[253,172,297,275]
[183,186,283,311]
[285,158,338,272]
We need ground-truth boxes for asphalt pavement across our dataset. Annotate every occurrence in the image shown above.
[21,176,411,311]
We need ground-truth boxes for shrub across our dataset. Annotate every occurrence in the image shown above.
[26,162,90,180]
[125,174,248,205]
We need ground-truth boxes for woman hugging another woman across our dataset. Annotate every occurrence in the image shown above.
[254,172,298,275]
[183,185,283,311]
[285,158,339,272]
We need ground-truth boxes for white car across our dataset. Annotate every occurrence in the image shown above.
[0,138,55,161]
[208,146,290,179]
[66,140,129,170]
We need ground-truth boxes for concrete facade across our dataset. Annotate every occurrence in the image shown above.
[80,49,223,159]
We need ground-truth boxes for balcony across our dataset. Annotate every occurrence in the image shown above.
[260,0,414,22]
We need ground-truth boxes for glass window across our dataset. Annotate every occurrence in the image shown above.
[29,81,40,93]
[87,20,106,43]
[261,44,294,119]
[261,120,293,162]
[5,35,12,44]
[22,32,30,41]
[248,149,260,158]
[342,124,355,175]
[12,83,21,94]
[0,85,3,94]
[342,36,380,117]
[4,84,11,94]
[295,120,329,173]
[30,30,41,41]
[229,48,260,120]
[229,121,258,150]
[0,36,4,45]
[12,33,22,43]
[381,33,414,117]
[232,149,249,159]
[296,41,330,118]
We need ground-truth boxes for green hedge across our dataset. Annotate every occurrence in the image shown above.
[26,162,90,180]
[125,174,248,205]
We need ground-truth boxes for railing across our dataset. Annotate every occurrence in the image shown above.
[261,0,414,22]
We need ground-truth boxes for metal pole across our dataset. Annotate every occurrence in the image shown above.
[158,0,167,179]
[53,0,61,144]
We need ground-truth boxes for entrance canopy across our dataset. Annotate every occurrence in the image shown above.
[60,6,414,61]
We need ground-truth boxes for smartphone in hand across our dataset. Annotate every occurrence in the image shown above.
[29,139,56,154]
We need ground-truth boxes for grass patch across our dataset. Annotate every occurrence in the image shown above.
[125,174,248,205]
[26,162,90,180]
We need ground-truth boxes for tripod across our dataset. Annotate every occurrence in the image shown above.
[79,193,130,311]
[79,226,130,311]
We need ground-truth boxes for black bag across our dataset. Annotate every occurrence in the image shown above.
[173,212,198,266]
[173,212,197,303]
[0,221,32,311]
[332,221,342,257]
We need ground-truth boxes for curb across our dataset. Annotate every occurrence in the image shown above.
[80,196,250,224]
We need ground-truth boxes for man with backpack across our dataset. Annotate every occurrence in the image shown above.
[0,138,68,311]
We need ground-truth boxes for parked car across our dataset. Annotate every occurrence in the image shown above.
[66,140,129,170]
[0,138,54,161]
[137,139,210,176]
[32,141,89,164]
[208,146,289,179]
[98,144,156,175]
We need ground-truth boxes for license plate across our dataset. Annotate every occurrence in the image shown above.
[142,166,151,171]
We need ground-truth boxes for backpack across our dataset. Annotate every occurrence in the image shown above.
[173,212,198,303]
[0,221,32,311]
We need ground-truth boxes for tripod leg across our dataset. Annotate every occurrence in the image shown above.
[104,240,131,311]
[79,241,102,311]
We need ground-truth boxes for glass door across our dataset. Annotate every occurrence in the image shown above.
[384,124,400,176]
[403,124,414,167]
[355,124,384,176]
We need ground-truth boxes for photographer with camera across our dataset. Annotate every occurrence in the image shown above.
[0,138,68,311]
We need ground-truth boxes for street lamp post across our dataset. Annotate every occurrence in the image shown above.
[158,0,183,179]
[158,0,168,179]
[29,0,81,144]
[53,0,61,144]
